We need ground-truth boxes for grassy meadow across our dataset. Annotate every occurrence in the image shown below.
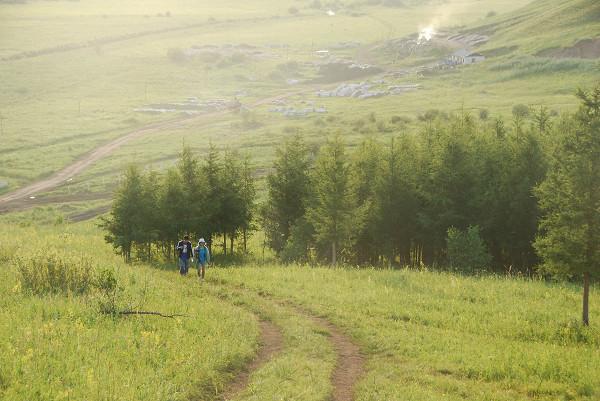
[0,222,598,400]
[1,0,597,208]
[0,223,261,401]
[1,0,600,399]
[212,267,600,400]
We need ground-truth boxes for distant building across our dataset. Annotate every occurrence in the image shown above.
[447,49,485,65]
[448,48,470,64]
[464,53,485,64]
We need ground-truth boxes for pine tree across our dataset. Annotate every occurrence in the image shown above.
[308,134,357,265]
[177,145,202,238]
[351,139,383,265]
[220,150,243,255]
[535,85,600,325]
[157,168,186,260]
[374,136,418,266]
[240,154,256,253]
[421,115,477,264]
[101,165,146,262]
[202,143,223,252]
[262,134,311,254]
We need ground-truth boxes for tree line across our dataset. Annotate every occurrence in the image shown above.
[263,115,547,271]
[102,145,255,262]
[103,85,599,324]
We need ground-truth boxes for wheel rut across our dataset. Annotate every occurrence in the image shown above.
[219,320,283,401]
[215,283,366,401]
[308,315,365,401]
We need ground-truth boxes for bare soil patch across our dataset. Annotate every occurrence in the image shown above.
[309,315,365,401]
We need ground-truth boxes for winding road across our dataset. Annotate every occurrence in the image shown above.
[0,90,307,212]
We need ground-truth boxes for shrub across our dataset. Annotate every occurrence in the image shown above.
[16,251,95,295]
[241,110,263,129]
[280,218,314,263]
[353,118,366,130]
[512,104,530,119]
[277,60,300,73]
[479,108,489,120]
[288,6,299,15]
[418,109,447,122]
[553,318,600,346]
[283,125,300,134]
[0,243,17,265]
[94,268,123,315]
[376,120,390,132]
[229,52,247,65]
[390,115,411,124]
[167,47,187,64]
[446,226,491,271]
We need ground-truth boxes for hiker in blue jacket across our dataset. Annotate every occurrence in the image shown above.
[176,235,193,275]
[195,238,210,280]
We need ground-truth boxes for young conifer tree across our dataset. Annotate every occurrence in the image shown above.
[535,85,600,325]
[308,134,357,265]
[240,154,256,253]
[262,134,311,254]
[102,165,146,262]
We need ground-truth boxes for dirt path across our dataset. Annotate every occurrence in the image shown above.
[0,90,308,210]
[0,115,199,205]
[219,320,284,401]
[219,284,366,401]
[309,315,365,401]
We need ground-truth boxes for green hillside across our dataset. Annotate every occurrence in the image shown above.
[0,0,598,217]
[0,223,598,400]
[474,0,600,54]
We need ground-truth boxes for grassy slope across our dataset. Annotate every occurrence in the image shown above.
[0,223,339,401]
[0,0,598,212]
[0,0,526,192]
[2,221,598,400]
[474,0,600,53]
[212,266,600,401]
[0,224,257,401]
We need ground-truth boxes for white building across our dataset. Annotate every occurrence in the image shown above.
[448,49,485,65]
[463,52,485,64]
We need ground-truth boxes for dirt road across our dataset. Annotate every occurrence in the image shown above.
[0,90,307,209]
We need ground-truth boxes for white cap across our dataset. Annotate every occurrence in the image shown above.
[198,238,206,243]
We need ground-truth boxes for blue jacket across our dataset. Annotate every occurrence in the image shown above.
[196,246,210,264]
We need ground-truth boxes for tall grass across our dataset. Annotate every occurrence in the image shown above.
[16,250,95,295]
[0,223,260,401]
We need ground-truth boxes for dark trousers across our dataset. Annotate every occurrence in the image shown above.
[179,257,190,275]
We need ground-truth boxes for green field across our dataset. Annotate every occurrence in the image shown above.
[1,0,598,213]
[1,0,600,399]
[0,222,598,400]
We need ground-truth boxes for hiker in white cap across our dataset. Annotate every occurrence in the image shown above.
[194,238,210,279]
